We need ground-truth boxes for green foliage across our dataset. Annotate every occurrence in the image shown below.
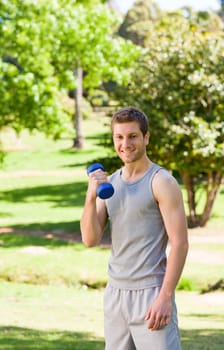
[113,5,224,225]
[88,89,109,107]
[177,278,194,291]
[0,0,139,138]
[117,9,224,172]
[0,0,72,137]
[118,0,162,45]
[50,0,140,89]
[0,141,5,166]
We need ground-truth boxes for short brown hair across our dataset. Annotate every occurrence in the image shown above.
[111,106,149,135]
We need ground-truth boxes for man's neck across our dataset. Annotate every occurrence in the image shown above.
[121,158,152,182]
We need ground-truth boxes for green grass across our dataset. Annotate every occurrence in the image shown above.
[0,282,105,350]
[209,185,224,227]
[178,240,224,291]
[1,117,224,231]
[0,117,224,349]
[180,263,224,291]
[0,282,223,350]
[0,117,110,232]
[0,175,86,232]
[1,117,109,172]
[0,234,109,288]
[0,119,223,291]
[0,230,223,294]
[0,328,104,350]
[177,291,224,350]
[181,184,224,229]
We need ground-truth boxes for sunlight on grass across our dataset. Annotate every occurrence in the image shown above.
[0,234,109,287]
[0,283,223,350]
[0,282,105,339]
[0,115,224,350]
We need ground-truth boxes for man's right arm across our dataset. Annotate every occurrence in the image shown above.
[80,170,108,247]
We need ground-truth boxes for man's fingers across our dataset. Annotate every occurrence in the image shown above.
[148,315,170,331]
[145,307,151,321]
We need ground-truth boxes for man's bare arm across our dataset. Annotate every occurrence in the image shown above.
[145,170,188,330]
[80,169,108,247]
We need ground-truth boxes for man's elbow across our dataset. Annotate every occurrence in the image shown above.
[81,234,100,248]
[82,238,97,248]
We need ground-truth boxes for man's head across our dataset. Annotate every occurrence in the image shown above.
[111,106,149,136]
[111,107,150,164]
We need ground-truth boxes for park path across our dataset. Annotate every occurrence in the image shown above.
[187,227,224,265]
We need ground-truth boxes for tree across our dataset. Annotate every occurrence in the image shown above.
[50,0,139,148]
[0,0,71,137]
[118,0,162,46]
[113,6,224,227]
[0,0,139,145]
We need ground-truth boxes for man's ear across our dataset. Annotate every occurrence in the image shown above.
[145,131,150,145]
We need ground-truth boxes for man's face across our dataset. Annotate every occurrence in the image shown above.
[112,121,149,164]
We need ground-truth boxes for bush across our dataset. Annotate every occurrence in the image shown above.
[177,278,194,291]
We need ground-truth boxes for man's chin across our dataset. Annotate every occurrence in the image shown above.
[120,157,135,164]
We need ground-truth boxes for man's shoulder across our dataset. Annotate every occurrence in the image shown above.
[153,166,179,189]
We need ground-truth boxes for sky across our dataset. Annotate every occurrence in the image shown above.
[115,0,221,13]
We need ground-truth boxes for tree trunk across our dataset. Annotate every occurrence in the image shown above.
[181,172,198,227]
[199,172,223,226]
[73,65,84,149]
[181,171,223,228]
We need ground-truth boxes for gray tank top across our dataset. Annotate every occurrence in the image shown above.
[106,163,168,289]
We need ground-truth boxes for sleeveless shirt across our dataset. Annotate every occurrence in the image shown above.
[106,163,168,290]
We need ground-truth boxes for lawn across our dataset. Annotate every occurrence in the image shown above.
[0,282,105,350]
[0,282,223,350]
[0,234,109,288]
[0,117,224,349]
[0,116,109,233]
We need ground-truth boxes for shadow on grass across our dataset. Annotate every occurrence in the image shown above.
[59,148,105,168]
[181,328,224,350]
[5,220,81,235]
[0,326,104,350]
[0,181,86,233]
[0,327,223,350]
[0,182,87,207]
[0,229,110,249]
[0,232,81,248]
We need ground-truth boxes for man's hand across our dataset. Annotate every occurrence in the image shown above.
[87,169,108,199]
[145,294,172,331]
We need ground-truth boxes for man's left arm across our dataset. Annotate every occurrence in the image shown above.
[145,170,189,331]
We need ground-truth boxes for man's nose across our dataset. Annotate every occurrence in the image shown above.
[122,137,131,148]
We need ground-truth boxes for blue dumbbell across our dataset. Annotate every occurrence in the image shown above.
[87,163,114,199]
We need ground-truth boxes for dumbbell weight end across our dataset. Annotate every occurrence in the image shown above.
[87,163,114,199]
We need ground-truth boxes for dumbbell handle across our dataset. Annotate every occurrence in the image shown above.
[87,163,114,199]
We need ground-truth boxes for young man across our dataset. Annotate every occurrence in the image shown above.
[81,107,188,350]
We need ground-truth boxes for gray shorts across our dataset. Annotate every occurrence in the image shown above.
[104,284,182,350]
